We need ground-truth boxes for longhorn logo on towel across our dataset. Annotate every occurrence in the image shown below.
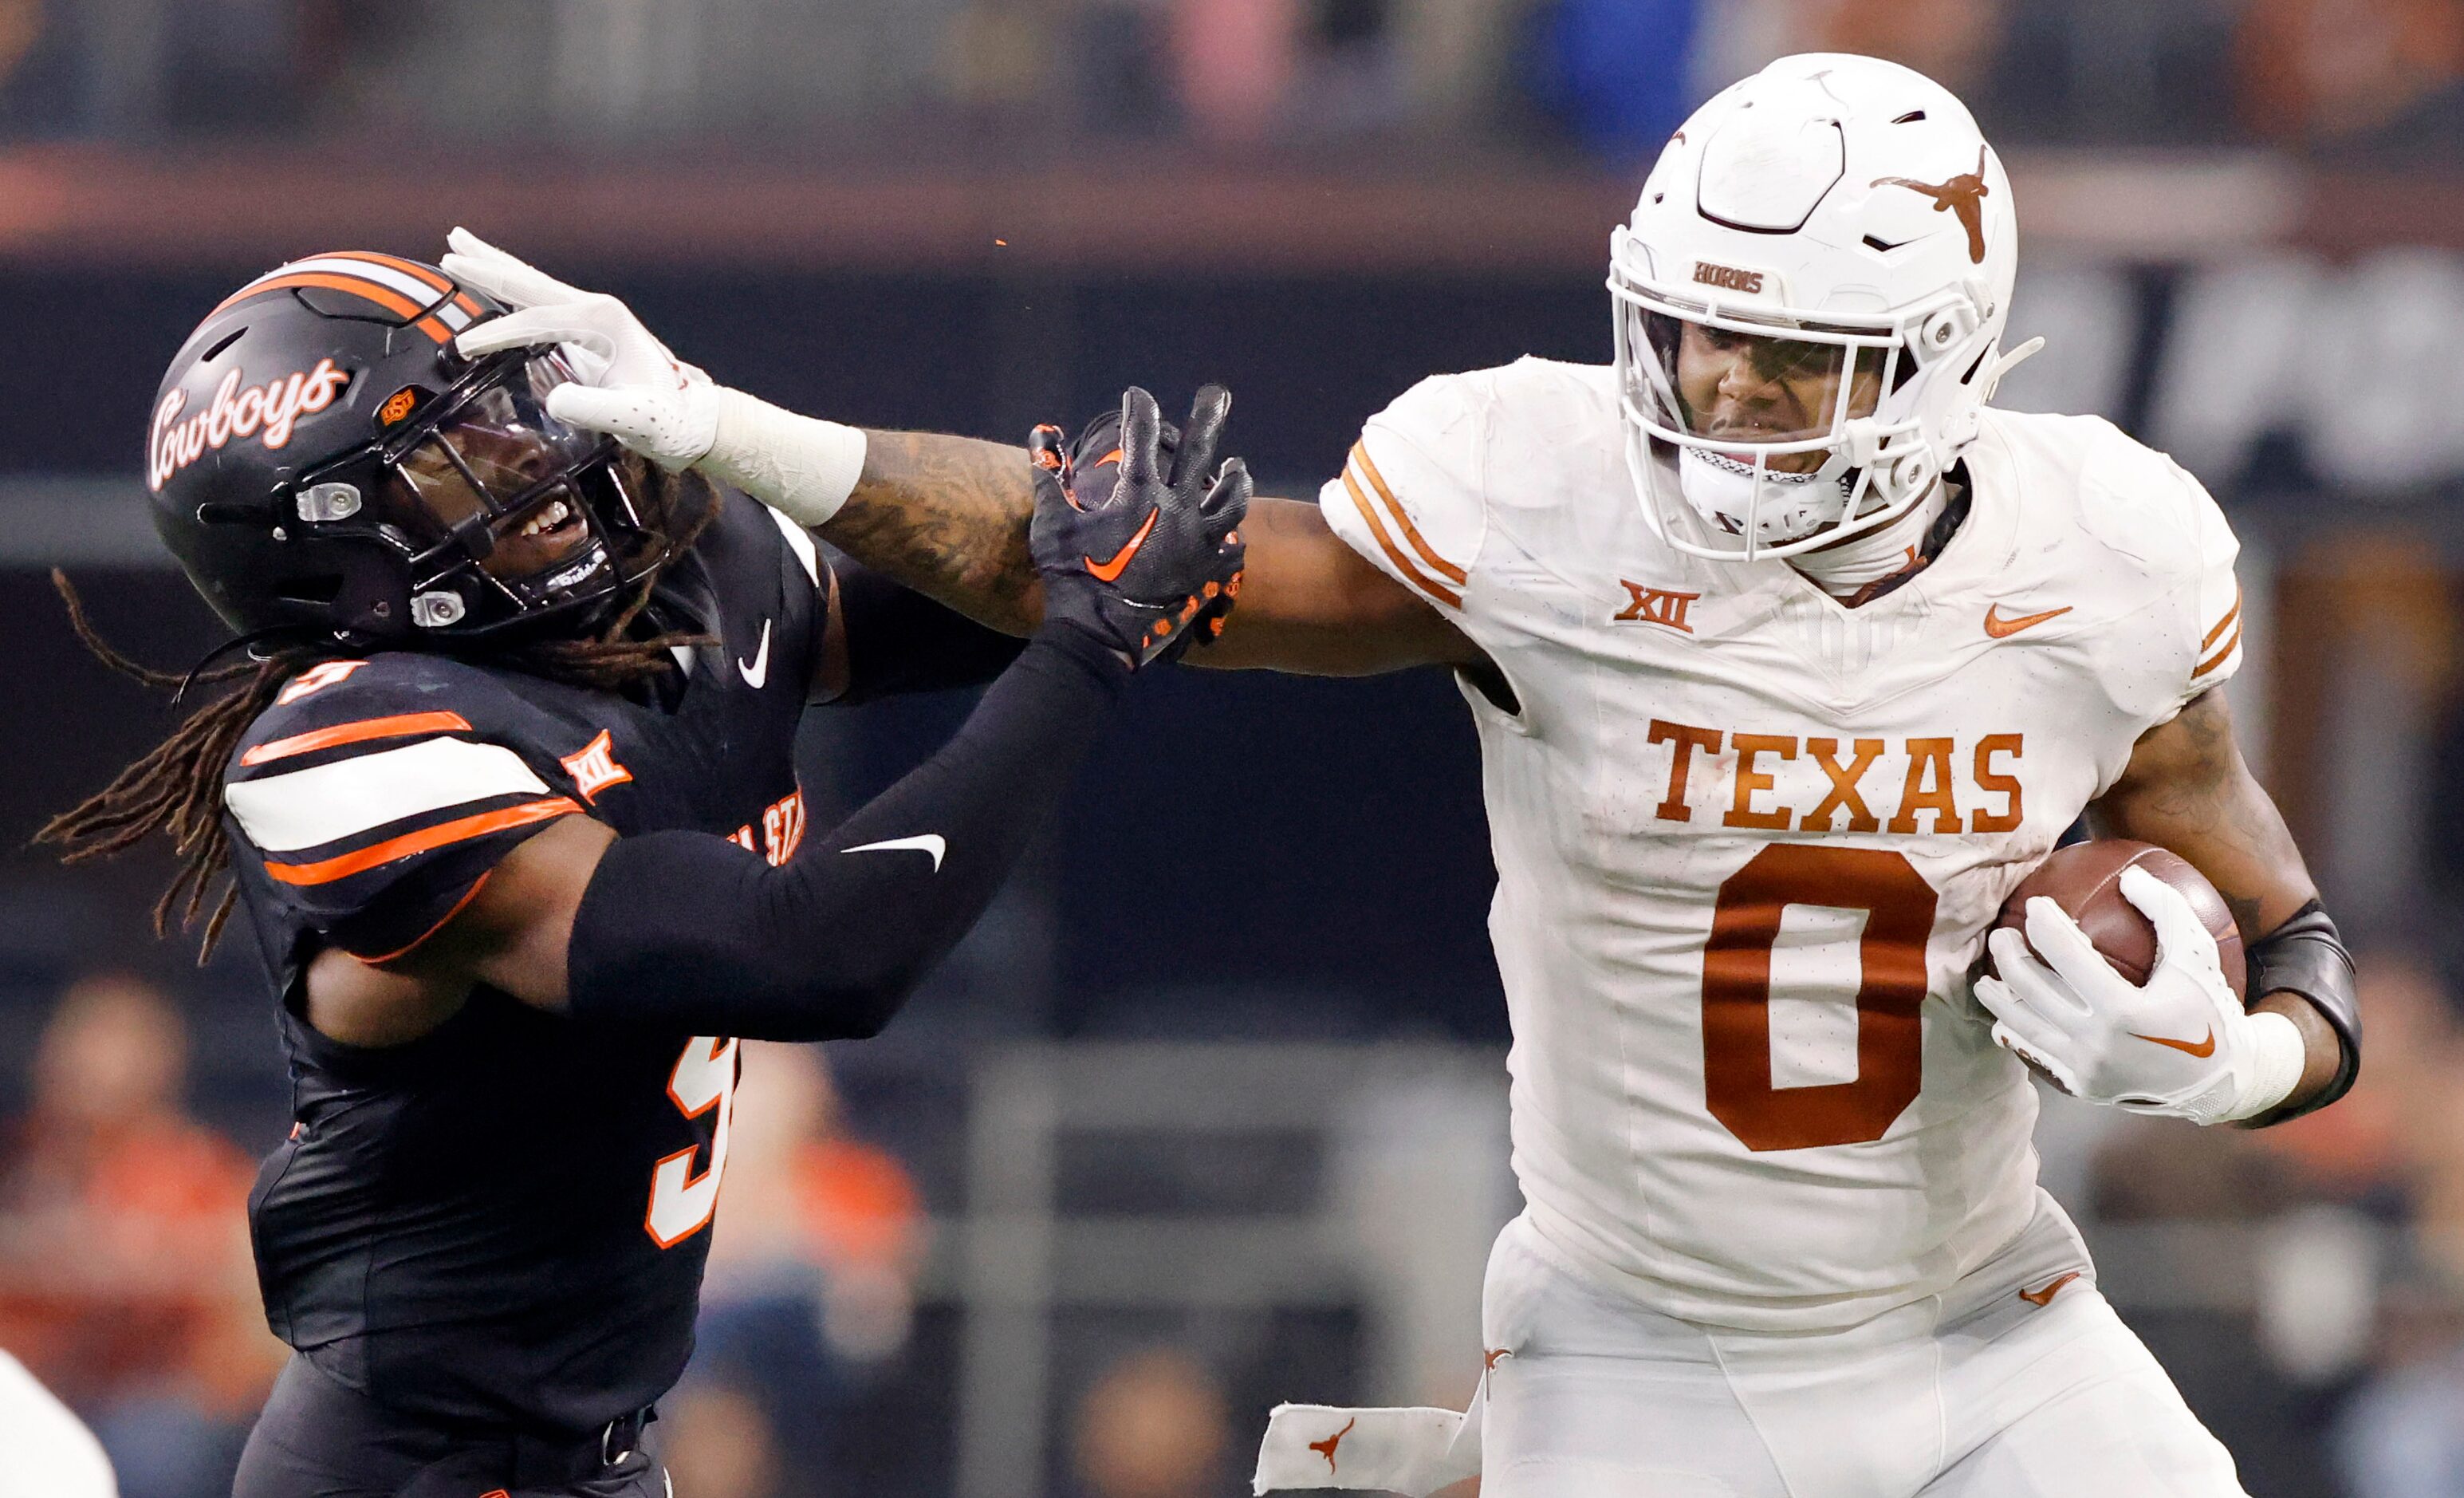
[1309,1417,1357,1473]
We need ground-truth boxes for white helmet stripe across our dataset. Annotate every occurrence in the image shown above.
[266,256,453,309]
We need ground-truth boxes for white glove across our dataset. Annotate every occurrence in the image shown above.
[442,227,720,471]
[1974,865,2305,1125]
[441,228,868,525]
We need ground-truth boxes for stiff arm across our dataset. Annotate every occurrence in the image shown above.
[823,432,1482,676]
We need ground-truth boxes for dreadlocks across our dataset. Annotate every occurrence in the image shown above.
[38,467,722,960]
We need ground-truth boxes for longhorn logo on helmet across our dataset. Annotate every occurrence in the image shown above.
[1872,148,1994,264]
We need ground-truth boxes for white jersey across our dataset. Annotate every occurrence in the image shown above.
[1320,357,2246,1331]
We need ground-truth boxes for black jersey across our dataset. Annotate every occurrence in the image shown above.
[223,491,823,1433]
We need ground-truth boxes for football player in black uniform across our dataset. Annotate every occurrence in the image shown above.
[41,248,1247,1496]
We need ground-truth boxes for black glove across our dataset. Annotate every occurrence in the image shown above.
[1029,384,1249,668]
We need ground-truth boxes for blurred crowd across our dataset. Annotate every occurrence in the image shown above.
[0,974,277,1498]
[0,0,2457,162]
[13,949,2464,1495]
[0,982,941,1498]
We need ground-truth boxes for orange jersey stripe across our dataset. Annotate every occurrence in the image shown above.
[2194,621,2242,678]
[2202,586,2243,650]
[263,798,579,886]
[1351,443,1467,585]
[358,869,495,966]
[239,711,474,767]
[1342,468,1462,609]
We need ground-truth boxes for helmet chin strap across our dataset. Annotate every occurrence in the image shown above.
[1789,481,1948,597]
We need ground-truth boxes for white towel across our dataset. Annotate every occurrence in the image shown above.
[1251,1380,1485,1496]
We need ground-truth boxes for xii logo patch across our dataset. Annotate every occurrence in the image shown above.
[559,729,633,803]
[1616,581,1701,634]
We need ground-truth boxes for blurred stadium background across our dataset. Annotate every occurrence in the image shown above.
[0,0,2459,1494]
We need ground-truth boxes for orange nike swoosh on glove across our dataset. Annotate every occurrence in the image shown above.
[2131,1026,2217,1058]
[2018,1271,2082,1307]
[1085,507,1159,582]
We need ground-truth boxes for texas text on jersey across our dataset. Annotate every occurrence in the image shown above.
[226,487,821,1430]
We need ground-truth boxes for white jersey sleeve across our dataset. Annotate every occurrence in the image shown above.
[2060,416,2246,723]
[1318,372,1496,614]
[2175,465,2246,704]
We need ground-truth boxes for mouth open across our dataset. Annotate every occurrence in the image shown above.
[517,496,579,540]
[483,493,595,579]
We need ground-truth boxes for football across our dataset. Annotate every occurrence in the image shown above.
[1990,840,2247,1003]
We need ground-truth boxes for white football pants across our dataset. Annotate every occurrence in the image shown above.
[1478,1201,2246,1498]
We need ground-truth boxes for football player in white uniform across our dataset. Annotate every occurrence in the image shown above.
[453,52,2361,1497]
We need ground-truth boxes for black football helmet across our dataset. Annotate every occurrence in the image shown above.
[148,251,672,645]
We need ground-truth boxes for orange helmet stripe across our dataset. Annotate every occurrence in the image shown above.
[210,271,454,344]
[324,250,455,293]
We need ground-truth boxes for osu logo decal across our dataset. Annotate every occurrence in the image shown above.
[148,360,352,492]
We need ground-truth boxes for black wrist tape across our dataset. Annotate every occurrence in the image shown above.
[2247,899,2360,1122]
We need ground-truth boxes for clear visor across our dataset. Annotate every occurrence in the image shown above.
[1623,300,1894,459]
[388,357,606,542]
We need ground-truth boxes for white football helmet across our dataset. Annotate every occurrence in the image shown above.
[1612,53,2036,562]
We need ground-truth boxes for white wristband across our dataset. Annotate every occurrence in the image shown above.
[695,387,868,529]
[2226,1009,2309,1122]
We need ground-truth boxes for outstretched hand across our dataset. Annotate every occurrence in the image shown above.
[442,227,721,471]
[1029,385,1249,668]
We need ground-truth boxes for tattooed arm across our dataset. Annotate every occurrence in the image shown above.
[2088,688,2341,1112]
[821,432,1045,635]
[819,433,1482,676]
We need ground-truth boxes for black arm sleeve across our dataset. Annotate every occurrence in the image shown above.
[828,544,1029,704]
[565,623,1124,1039]
[2247,899,2360,1124]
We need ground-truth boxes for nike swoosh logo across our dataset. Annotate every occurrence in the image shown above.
[1084,507,1159,583]
[841,834,946,873]
[2131,1026,2217,1058]
[2018,1271,2082,1307]
[737,618,772,688]
[1984,603,2072,639]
